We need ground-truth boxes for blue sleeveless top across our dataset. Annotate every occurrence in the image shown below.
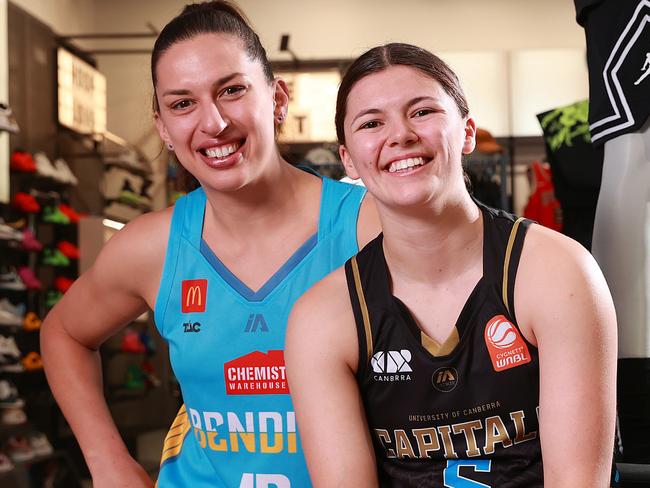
[154,177,366,487]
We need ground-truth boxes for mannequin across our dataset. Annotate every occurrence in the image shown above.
[575,0,650,463]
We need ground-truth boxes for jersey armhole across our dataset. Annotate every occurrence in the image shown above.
[345,256,373,380]
[501,217,531,325]
[153,198,186,338]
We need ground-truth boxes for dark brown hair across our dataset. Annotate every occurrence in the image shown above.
[335,43,469,144]
[151,0,274,112]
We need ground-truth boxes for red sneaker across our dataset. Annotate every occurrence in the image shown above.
[17,267,41,291]
[121,328,146,354]
[53,276,74,293]
[21,230,43,252]
[12,193,40,213]
[58,204,83,224]
[10,151,36,173]
[57,241,79,259]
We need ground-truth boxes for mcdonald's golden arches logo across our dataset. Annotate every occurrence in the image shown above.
[182,279,208,313]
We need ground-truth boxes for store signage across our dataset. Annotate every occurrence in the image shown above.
[278,70,340,143]
[57,48,107,136]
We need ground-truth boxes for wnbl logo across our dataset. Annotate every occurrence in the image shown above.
[245,314,269,332]
[371,350,413,373]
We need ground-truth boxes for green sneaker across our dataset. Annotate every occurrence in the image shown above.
[42,206,70,225]
[45,290,63,308]
[124,364,145,390]
[42,249,70,267]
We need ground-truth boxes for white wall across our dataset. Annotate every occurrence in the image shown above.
[10,0,589,159]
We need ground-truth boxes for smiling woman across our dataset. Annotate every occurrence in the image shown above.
[286,43,619,488]
[39,2,380,488]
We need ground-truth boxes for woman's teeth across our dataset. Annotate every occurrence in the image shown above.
[388,157,426,173]
[205,142,240,158]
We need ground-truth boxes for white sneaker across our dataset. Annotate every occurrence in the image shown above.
[0,309,22,327]
[0,103,19,134]
[34,152,58,180]
[0,451,14,473]
[0,379,24,408]
[53,158,78,185]
[29,433,53,456]
[0,299,25,317]
[1,407,27,425]
[0,335,22,371]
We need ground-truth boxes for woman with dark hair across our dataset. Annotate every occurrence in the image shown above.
[286,43,618,487]
[40,2,379,487]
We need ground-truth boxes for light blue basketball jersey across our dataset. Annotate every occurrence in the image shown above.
[154,176,366,488]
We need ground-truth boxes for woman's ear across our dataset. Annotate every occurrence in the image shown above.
[154,112,172,147]
[462,116,477,155]
[273,78,290,123]
[339,145,361,180]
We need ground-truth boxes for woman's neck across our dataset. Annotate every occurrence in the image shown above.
[380,191,483,286]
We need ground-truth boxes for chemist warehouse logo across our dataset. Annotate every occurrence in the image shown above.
[225,350,289,395]
[371,350,413,382]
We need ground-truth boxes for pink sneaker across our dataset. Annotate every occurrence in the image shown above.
[21,230,42,252]
[17,267,41,290]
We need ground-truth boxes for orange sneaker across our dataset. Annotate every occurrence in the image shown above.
[23,312,41,332]
[21,352,43,371]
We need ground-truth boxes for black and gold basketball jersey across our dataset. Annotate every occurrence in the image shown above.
[345,203,543,487]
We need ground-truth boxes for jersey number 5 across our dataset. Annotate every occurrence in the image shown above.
[443,460,492,488]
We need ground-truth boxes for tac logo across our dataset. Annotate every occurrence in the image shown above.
[239,473,290,488]
[245,313,269,332]
[371,350,413,374]
[225,350,289,395]
[484,315,532,372]
[182,279,207,313]
[431,367,458,392]
[183,321,201,333]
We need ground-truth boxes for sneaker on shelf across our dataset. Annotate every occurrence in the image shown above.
[53,277,74,294]
[139,330,156,355]
[12,192,40,213]
[5,436,34,462]
[0,306,22,327]
[124,364,145,390]
[23,312,41,332]
[0,299,25,317]
[0,335,22,372]
[28,432,53,457]
[5,218,25,230]
[0,220,22,241]
[45,290,63,308]
[119,180,151,208]
[42,206,70,225]
[104,149,147,172]
[0,450,15,473]
[0,103,19,134]
[0,268,26,291]
[105,201,142,222]
[33,152,58,180]
[42,249,70,267]
[17,266,42,290]
[22,352,43,371]
[1,407,27,425]
[10,151,35,173]
[57,241,79,260]
[141,359,161,388]
[0,379,24,408]
[121,328,146,354]
[58,204,83,224]
[53,158,78,185]
[20,230,43,252]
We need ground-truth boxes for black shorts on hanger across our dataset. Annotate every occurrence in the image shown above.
[574,0,650,146]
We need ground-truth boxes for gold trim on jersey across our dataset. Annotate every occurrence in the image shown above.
[502,217,525,317]
[160,404,191,466]
[352,256,373,364]
[421,327,460,357]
